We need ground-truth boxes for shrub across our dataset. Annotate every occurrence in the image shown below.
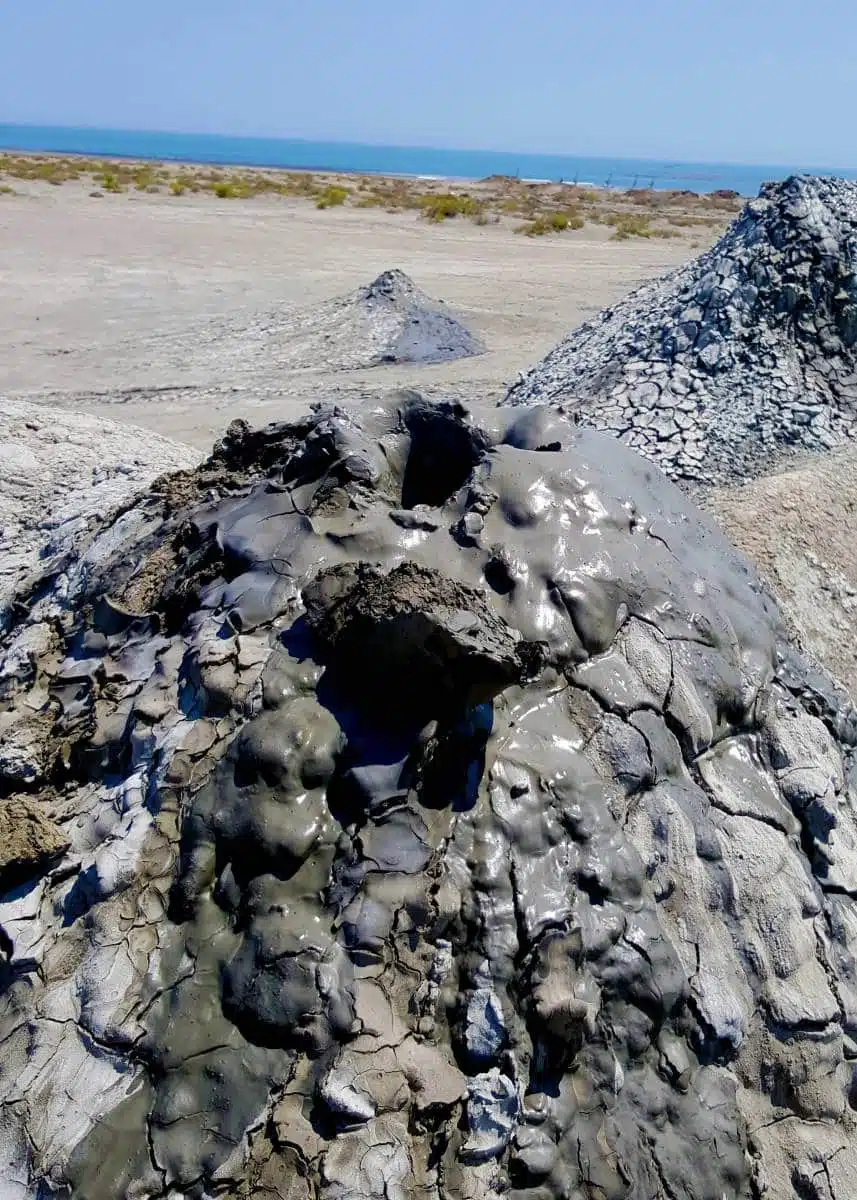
[606,213,653,240]
[606,213,679,240]
[172,173,200,193]
[420,192,478,221]
[551,208,584,231]
[133,167,157,191]
[515,208,585,236]
[515,218,551,236]
[0,155,81,185]
[0,184,15,195]
[315,184,349,209]
[37,161,77,184]
[98,171,125,194]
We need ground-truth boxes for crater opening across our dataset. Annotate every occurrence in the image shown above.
[400,402,484,509]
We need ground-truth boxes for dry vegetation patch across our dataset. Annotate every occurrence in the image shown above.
[0,152,743,242]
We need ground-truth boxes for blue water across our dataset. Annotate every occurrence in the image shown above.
[3,124,857,197]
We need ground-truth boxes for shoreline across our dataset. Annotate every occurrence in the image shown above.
[0,152,745,245]
[0,146,670,194]
[0,125,783,195]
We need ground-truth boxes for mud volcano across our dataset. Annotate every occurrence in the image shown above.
[506,176,857,485]
[2,396,857,1198]
[270,268,484,371]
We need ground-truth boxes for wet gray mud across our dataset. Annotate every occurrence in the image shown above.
[2,395,857,1198]
[352,268,484,365]
[506,176,857,487]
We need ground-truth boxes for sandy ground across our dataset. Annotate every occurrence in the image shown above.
[3,179,856,698]
[703,448,857,695]
[0,180,698,447]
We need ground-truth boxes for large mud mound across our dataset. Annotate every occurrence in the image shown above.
[3,396,857,1198]
[506,176,857,485]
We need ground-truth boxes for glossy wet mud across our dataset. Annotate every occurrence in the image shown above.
[1,396,857,1197]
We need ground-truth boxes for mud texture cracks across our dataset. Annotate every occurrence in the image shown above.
[506,176,857,487]
[2,396,857,1198]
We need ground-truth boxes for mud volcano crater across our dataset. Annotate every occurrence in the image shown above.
[2,395,857,1197]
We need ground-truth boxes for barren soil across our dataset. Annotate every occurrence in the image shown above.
[0,180,697,446]
[703,447,857,694]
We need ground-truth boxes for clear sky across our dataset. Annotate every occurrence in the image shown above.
[2,0,855,166]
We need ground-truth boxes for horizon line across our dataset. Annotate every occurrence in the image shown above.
[2,120,856,176]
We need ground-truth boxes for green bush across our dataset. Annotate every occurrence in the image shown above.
[515,208,585,236]
[98,171,125,194]
[133,167,158,191]
[172,173,200,194]
[0,154,83,185]
[315,184,349,209]
[420,192,478,221]
[550,208,584,231]
[40,162,77,184]
[606,213,653,240]
[608,214,679,240]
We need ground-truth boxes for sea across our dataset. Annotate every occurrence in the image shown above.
[3,124,857,198]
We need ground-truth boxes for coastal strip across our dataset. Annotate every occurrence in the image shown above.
[0,151,743,241]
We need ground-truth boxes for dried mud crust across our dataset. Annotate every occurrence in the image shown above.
[2,396,857,1199]
[506,175,857,486]
[0,797,69,890]
[0,397,199,611]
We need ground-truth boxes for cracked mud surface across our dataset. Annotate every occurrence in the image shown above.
[2,396,857,1197]
[0,397,199,609]
[506,176,857,487]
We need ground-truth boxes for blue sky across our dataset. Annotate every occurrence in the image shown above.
[1,0,855,166]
